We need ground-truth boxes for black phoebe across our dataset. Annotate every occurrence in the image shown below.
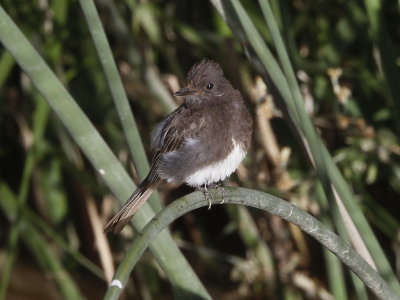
[104,60,252,233]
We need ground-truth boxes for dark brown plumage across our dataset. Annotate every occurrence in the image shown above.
[104,60,252,233]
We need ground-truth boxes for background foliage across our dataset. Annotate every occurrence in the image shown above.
[0,0,399,299]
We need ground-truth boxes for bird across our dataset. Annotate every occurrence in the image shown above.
[104,60,252,233]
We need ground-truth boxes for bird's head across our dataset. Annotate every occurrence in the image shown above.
[174,60,230,103]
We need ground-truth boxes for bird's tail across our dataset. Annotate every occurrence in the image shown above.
[104,178,162,233]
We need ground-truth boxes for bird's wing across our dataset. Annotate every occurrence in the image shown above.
[104,107,193,233]
[148,105,206,181]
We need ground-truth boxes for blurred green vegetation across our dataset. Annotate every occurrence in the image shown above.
[0,0,399,299]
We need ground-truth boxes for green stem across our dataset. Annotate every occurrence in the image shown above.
[79,0,150,180]
[105,187,398,300]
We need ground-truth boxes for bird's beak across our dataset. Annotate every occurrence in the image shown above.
[174,87,196,96]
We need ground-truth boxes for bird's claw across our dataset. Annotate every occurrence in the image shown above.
[217,185,226,204]
[197,182,226,209]
[205,187,212,210]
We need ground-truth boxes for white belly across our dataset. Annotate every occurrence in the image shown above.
[185,141,246,187]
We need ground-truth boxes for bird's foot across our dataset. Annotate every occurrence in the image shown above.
[216,185,226,204]
[197,184,214,209]
[197,182,225,209]
[209,182,226,204]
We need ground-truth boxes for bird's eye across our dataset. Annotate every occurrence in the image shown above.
[206,83,214,90]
